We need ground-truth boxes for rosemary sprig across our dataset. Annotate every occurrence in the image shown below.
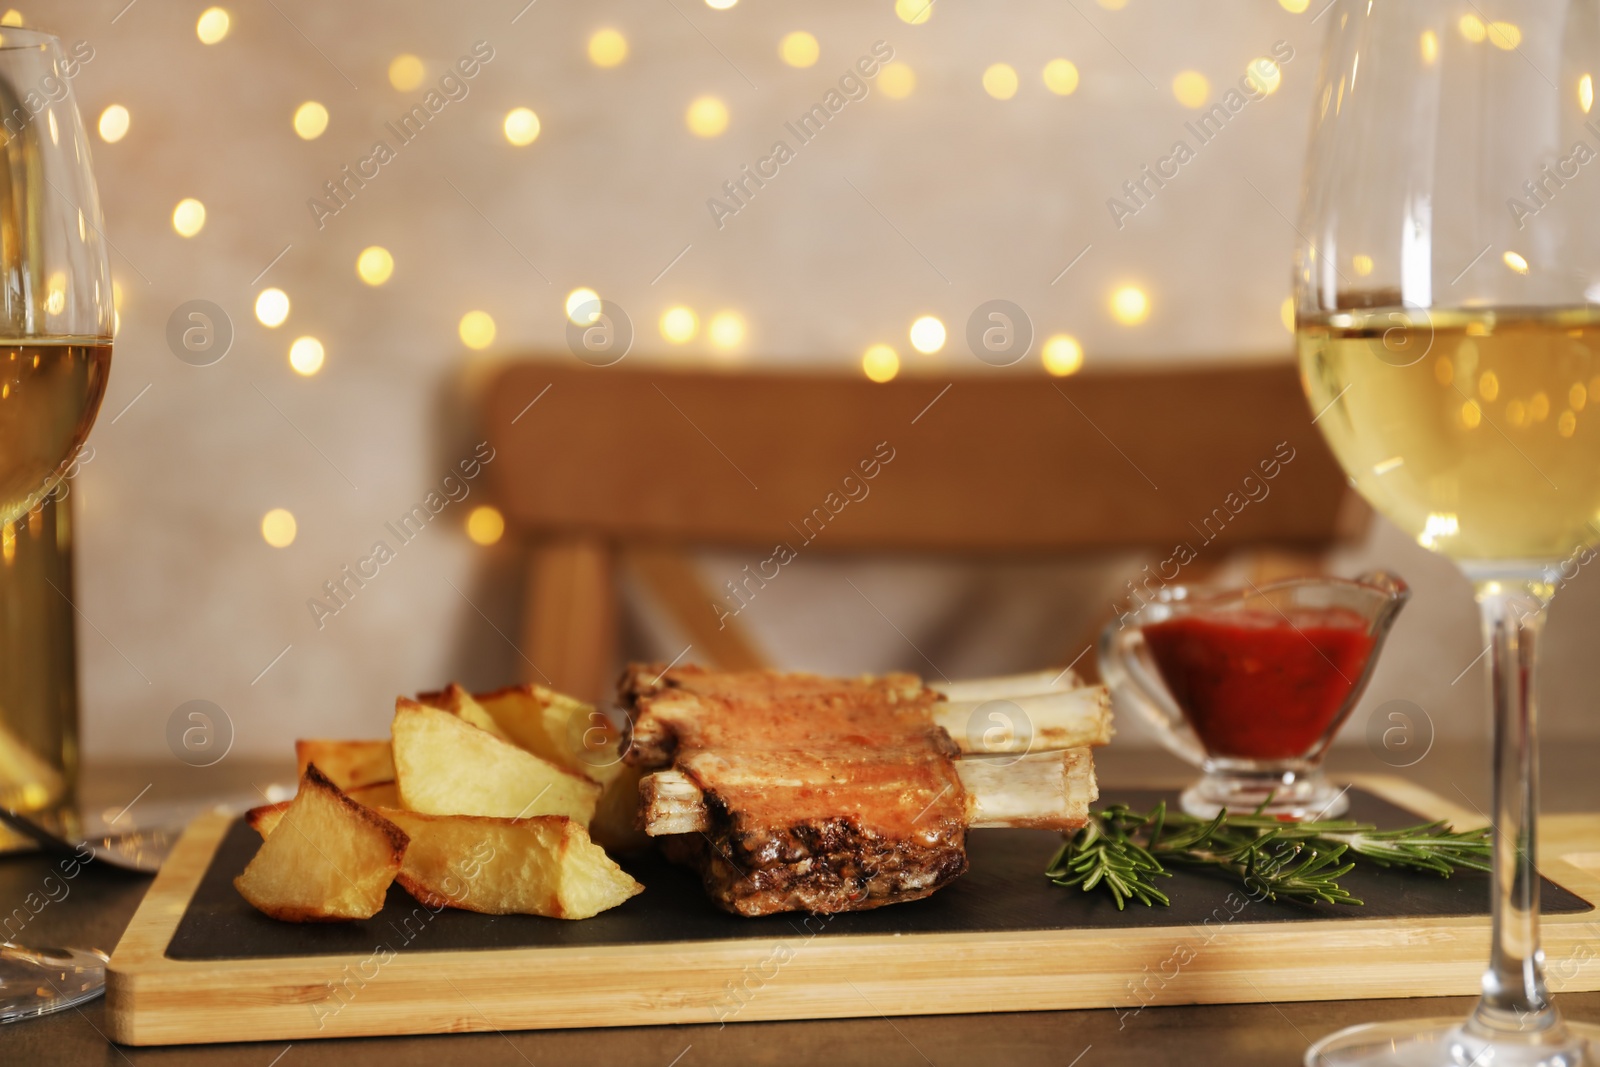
[1046,802,1492,910]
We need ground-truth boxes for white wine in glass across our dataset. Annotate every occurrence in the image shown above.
[0,27,115,1023]
[1298,3,1600,1064]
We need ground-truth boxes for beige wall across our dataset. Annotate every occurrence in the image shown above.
[35,0,1599,760]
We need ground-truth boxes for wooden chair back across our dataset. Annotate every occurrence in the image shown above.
[482,360,1364,703]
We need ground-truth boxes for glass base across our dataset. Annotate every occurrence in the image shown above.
[1181,766,1349,819]
[0,943,106,1023]
[1307,1017,1600,1066]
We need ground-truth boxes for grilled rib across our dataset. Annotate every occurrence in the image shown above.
[620,664,1109,917]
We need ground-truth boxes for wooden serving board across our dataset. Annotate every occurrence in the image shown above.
[106,776,1600,1046]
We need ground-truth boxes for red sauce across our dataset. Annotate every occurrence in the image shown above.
[1142,609,1376,761]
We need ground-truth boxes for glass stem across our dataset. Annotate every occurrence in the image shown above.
[1466,581,1564,1042]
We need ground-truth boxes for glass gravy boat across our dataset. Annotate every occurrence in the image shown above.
[1099,571,1408,819]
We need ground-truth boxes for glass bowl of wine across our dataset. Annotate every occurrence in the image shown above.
[1099,571,1408,819]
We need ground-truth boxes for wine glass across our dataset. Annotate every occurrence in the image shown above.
[1297,3,1600,1063]
[0,27,114,1022]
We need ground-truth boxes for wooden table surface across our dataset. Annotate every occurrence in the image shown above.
[4,741,1598,1066]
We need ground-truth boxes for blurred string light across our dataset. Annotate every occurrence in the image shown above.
[356,246,394,285]
[686,96,729,137]
[780,31,819,68]
[1042,334,1084,376]
[1278,0,1309,10]
[1582,74,1595,113]
[862,344,899,383]
[261,508,296,548]
[196,7,230,45]
[1280,297,1295,333]
[1172,70,1209,108]
[465,505,505,546]
[255,288,289,327]
[1109,285,1150,325]
[459,310,496,349]
[504,107,541,146]
[172,198,206,237]
[289,336,324,376]
[1245,57,1282,95]
[660,306,698,343]
[1504,250,1529,274]
[97,104,129,143]
[708,311,745,350]
[565,287,600,325]
[588,28,628,67]
[1043,59,1079,95]
[908,315,945,354]
[705,0,738,8]
[293,101,329,140]
[879,62,916,99]
[1459,14,1487,42]
[388,54,425,91]
[895,0,933,25]
[1417,31,1439,65]
[982,63,1019,100]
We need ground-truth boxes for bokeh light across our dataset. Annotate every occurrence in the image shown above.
[780,31,819,68]
[1459,14,1487,43]
[255,288,290,327]
[504,107,541,146]
[388,54,425,91]
[356,246,394,286]
[686,96,729,137]
[862,344,899,383]
[465,505,506,546]
[660,306,698,344]
[566,288,601,325]
[1109,285,1150,325]
[1278,0,1309,11]
[895,0,933,25]
[97,104,129,143]
[1352,253,1374,276]
[1042,334,1084,376]
[0,10,22,26]
[1245,58,1282,95]
[1420,30,1440,64]
[880,63,916,99]
[289,337,325,376]
[982,63,1019,100]
[909,316,946,354]
[1096,0,1129,8]
[1280,297,1295,333]
[196,7,230,45]
[1043,59,1079,96]
[172,198,206,238]
[706,0,738,8]
[709,311,745,350]
[588,28,628,67]
[1582,74,1594,114]
[459,310,496,349]
[1487,22,1521,50]
[261,508,296,548]
[293,101,329,140]
[1172,71,1209,108]
[1503,250,1529,275]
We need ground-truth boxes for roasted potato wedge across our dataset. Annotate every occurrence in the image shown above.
[415,683,514,743]
[392,699,600,823]
[474,683,628,785]
[377,808,642,919]
[247,779,401,840]
[293,739,394,791]
[234,765,407,922]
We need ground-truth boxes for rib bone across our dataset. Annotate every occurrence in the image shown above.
[933,686,1112,753]
[639,747,1098,836]
[931,668,1082,703]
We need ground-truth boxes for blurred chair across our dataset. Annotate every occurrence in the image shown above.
[482,361,1366,705]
